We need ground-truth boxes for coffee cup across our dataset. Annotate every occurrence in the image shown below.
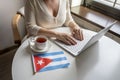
[34,35,48,50]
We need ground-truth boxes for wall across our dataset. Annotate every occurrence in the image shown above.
[0,0,25,50]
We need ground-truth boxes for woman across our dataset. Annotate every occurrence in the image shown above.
[25,0,84,45]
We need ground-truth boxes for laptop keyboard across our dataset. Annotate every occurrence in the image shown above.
[54,31,93,56]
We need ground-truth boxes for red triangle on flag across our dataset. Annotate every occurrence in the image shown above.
[34,56,52,72]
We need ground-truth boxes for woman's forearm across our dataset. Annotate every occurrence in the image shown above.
[37,28,57,38]
[68,21,78,29]
[37,26,77,45]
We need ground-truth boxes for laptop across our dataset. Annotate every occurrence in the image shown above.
[53,21,117,56]
[52,21,117,56]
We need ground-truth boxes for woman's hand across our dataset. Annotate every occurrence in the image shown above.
[55,32,77,45]
[70,25,84,41]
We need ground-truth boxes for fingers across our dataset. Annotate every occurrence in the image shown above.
[62,36,76,45]
[73,29,84,41]
[66,36,77,45]
[76,29,81,40]
[77,29,84,41]
[63,39,71,45]
[80,30,84,40]
[56,32,77,45]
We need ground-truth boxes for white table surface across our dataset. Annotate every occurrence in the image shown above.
[12,27,120,80]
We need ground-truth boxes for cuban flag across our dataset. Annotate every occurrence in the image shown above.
[32,51,70,73]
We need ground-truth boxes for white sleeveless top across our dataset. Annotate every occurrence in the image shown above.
[25,0,74,35]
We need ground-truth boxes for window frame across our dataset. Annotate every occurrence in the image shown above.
[84,0,120,20]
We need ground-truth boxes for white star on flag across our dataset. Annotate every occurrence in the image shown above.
[37,60,44,65]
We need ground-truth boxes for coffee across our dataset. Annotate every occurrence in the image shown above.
[36,37,46,43]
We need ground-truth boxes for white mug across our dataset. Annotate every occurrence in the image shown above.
[29,35,48,50]
[35,36,47,50]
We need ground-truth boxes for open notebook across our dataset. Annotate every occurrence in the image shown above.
[52,21,117,56]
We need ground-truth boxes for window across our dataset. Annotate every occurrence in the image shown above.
[71,0,82,7]
[84,0,120,20]
[70,0,120,20]
[101,0,120,9]
[115,0,120,9]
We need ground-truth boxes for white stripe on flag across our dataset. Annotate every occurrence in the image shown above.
[46,60,68,67]
[39,63,70,72]
[42,54,66,59]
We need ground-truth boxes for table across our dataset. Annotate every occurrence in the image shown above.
[12,27,120,80]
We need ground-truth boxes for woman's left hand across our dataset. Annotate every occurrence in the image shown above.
[70,25,84,41]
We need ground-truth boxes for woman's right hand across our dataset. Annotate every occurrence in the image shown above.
[55,32,77,45]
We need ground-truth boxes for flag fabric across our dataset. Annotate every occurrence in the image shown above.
[32,51,70,73]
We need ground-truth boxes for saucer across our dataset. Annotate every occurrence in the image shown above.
[29,41,51,53]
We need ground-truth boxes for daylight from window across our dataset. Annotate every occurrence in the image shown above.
[102,0,120,9]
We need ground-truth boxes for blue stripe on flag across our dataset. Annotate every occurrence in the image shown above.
[52,57,67,62]
[39,63,70,72]
[34,51,64,57]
